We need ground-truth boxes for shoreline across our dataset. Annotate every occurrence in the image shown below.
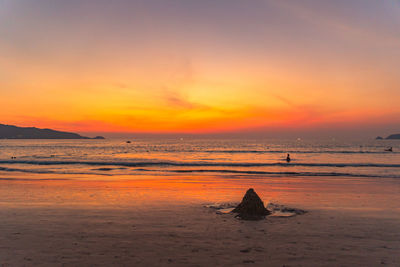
[0,175,399,266]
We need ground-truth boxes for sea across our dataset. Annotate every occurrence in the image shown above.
[0,138,399,180]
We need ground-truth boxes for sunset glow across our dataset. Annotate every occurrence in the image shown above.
[1,0,400,136]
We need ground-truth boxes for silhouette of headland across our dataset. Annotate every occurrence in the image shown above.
[0,124,105,139]
[385,134,400,140]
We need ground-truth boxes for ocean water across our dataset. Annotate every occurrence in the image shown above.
[0,138,399,180]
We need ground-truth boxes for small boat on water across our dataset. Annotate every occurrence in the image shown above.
[385,147,393,152]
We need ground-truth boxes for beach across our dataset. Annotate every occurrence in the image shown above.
[1,174,399,266]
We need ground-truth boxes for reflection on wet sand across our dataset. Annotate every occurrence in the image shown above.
[1,174,399,217]
[0,174,399,266]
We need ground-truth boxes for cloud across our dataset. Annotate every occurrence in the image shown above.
[271,0,400,47]
[162,87,209,111]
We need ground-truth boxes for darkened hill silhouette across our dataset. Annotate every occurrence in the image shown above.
[0,124,104,139]
[386,134,400,140]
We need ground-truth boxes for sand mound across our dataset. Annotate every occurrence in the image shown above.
[232,188,271,220]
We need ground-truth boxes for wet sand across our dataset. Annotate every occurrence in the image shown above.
[0,175,399,266]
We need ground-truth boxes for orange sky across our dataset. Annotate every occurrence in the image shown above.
[1,1,400,136]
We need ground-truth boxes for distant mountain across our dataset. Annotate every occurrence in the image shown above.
[386,134,400,140]
[0,124,104,139]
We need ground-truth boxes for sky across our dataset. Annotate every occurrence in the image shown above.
[1,0,400,138]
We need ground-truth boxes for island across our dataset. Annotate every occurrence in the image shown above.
[386,134,400,140]
[0,124,105,139]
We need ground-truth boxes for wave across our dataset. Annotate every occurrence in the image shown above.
[160,169,400,178]
[1,166,399,179]
[1,159,400,168]
[0,166,111,176]
[200,150,400,154]
[1,144,398,155]
[0,177,71,181]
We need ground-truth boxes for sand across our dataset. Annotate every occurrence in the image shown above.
[0,175,399,266]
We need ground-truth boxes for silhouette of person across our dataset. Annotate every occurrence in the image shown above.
[286,153,291,162]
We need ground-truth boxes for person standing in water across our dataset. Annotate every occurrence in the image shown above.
[286,153,291,162]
